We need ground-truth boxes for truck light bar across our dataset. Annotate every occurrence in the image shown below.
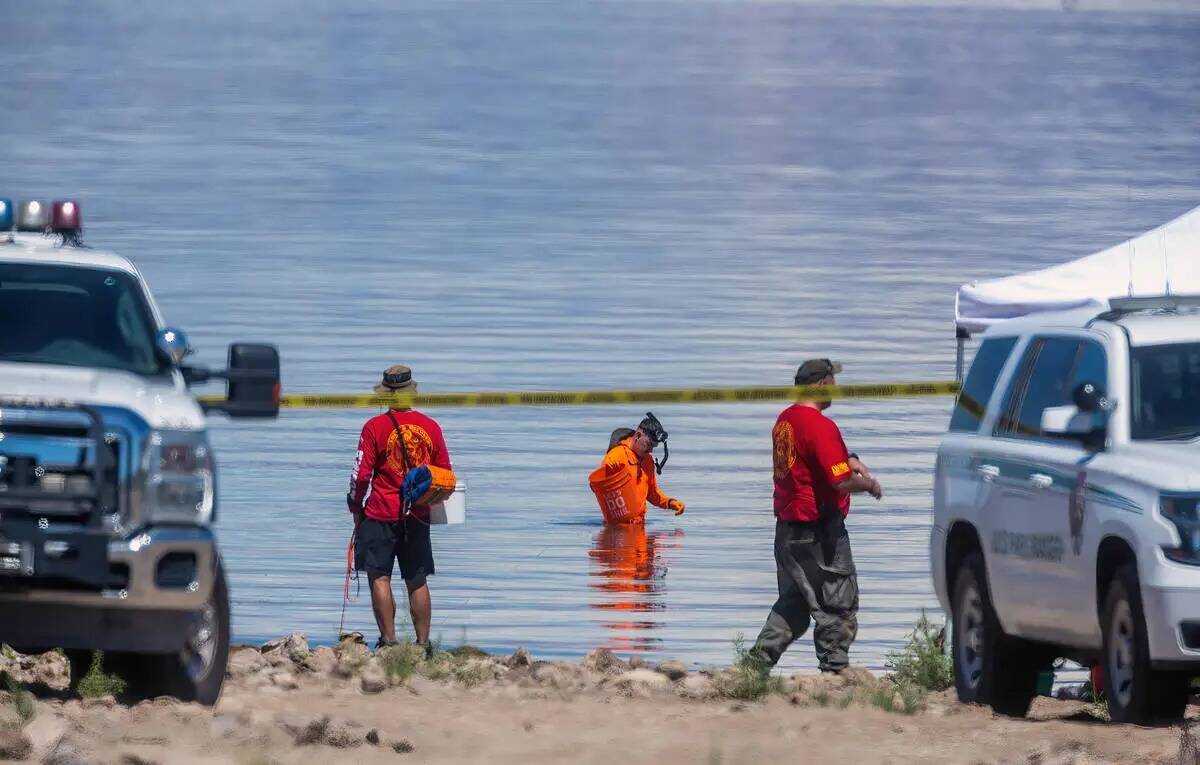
[16,200,50,232]
[51,200,81,233]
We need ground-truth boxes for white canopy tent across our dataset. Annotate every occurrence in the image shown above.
[955,203,1200,335]
[951,203,1200,379]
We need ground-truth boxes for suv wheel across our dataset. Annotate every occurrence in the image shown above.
[1101,564,1189,723]
[952,551,1048,717]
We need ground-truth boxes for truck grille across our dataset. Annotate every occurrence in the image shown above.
[0,405,120,524]
[0,402,146,590]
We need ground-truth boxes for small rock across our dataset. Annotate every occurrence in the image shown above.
[583,648,628,675]
[262,632,310,668]
[838,666,877,689]
[392,739,415,754]
[324,724,362,749]
[360,665,388,694]
[366,729,381,745]
[0,726,32,761]
[294,715,330,746]
[614,668,672,697]
[334,654,365,679]
[506,647,532,669]
[336,633,367,653]
[226,648,268,678]
[24,715,67,760]
[531,661,587,690]
[82,694,116,709]
[43,739,90,765]
[655,660,688,681]
[678,674,718,700]
[308,646,337,675]
[31,653,69,688]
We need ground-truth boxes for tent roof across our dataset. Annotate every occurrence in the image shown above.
[954,204,1200,334]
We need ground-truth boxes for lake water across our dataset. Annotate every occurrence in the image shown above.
[3,0,1198,673]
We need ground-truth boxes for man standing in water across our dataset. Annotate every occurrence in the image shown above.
[749,359,882,673]
[348,365,452,652]
[589,412,686,525]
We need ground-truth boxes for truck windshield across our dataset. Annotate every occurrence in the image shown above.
[1130,341,1200,441]
[0,263,166,377]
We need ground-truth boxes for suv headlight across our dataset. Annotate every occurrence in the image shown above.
[143,429,214,526]
[1160,495,1200,565]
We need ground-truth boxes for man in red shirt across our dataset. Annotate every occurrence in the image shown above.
[748,359,883,673]
[348,365,452,652]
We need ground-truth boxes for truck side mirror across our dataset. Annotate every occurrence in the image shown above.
[224,343,280,418]
[1042,381,1111,451]
[1073,381,1110,413]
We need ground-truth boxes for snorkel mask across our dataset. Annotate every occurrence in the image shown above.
[637,411,669,475]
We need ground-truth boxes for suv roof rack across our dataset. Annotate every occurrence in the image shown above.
[1089,294,1200,326]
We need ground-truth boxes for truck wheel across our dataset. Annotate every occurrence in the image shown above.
[1102,564,1188,723]
[951,551,1046,717]
[65,649,94,693]
[163,557,231,706]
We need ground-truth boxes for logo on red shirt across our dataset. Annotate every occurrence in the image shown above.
[772,421,796,481]
[385,425,435,474]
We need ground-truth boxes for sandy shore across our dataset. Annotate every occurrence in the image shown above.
[1,635,1196,765]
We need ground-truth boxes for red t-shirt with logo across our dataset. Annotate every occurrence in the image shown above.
[772,404,851,522]
[349,409,452,522]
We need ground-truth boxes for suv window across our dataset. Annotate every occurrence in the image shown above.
[997,337,1107,440]
[0,263,166,377]
[949,336,1018,432]
[1130,342,1200,441]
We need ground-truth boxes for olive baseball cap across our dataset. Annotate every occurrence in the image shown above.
[374,364,418,394]
[794,358,842,385]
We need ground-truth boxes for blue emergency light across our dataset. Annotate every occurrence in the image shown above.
[0,199,12,230]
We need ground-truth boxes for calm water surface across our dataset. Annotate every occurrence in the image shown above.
[3,1,1199,673]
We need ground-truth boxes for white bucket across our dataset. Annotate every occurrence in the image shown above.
[428,482,466,525]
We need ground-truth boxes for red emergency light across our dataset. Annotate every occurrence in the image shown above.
[51,200,81,233]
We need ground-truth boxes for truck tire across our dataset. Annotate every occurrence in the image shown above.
[65,649,94,694]
[1101,563,1189,723]
[164,557,231,706]
[114,559,232,705]
[951,551,1047,717]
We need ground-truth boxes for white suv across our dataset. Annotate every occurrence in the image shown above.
[931,295,1200,723]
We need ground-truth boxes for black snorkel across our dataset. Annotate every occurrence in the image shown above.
[638,411,669,475]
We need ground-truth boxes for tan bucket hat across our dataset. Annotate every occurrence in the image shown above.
[374,364,419,394]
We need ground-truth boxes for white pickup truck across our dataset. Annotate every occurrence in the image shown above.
[931,295,1200,723]
[0,199,279,705]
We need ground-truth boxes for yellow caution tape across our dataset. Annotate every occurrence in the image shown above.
[197,380,960,410]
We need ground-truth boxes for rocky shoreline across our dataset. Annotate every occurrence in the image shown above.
[0,636,1196,764]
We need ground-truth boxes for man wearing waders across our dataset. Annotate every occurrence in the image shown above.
[348,365,452,653]
[589,413,685,525]
[748,359,882,673]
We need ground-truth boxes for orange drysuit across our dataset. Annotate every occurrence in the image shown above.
[589,437,679,525]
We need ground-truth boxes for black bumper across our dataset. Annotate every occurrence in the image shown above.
[0,602,198,654]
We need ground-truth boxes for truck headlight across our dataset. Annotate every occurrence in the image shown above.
[144,430,214,526]
[1161,495,1200,565]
